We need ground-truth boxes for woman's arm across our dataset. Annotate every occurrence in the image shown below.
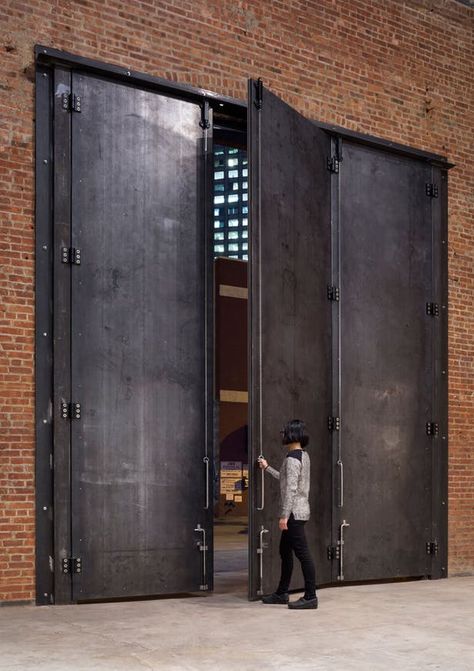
[258,458,280,480]
[265,465,280,480]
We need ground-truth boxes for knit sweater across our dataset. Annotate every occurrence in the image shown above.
[265,449,310,521]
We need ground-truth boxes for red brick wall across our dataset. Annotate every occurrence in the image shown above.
[0,0,472,601]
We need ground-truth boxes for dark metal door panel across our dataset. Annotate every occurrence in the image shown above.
[339,142,433,581]
[70,73,211,600]
[248,81,333,599]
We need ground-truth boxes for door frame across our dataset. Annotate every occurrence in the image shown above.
[35,45,451,604]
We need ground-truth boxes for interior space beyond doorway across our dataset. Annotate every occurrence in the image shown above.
[212,129,250,594]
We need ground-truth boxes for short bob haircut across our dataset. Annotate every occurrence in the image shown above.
[281,419,309,447]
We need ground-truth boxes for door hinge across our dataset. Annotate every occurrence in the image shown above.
[49,555,54,573]
[327,156,340,173]
[426,422,439,436]
[327,285,340,301]
[254,78,263,110]
[425,183,438,198]
[60,402,81,420]
[62,557,83,574]
[327,545,340,560]
[61,92,82,113]
[61,247,82,265]
[328,416,341,432]
[199,100,210,130]
[426,302,439,317]
[426,541,439,556]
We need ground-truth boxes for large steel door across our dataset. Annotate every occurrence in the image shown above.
[248,81,333,599]
[338,142,434,580]
[65,73,212,600]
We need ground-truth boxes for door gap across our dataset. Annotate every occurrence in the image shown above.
[212,130,249,595]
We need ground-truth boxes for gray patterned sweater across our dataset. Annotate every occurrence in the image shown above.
[265,449,310,521]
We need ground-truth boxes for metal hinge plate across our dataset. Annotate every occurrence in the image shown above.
[426,422,439,436]
[328,416,341,432]
[61,247,82,265]
[426,541,439,556]
[426,302,439,316]
[62,92,82,113]
[61,402,81,420]
[327,545,340,560]
[62,557,83,574]
[425,183,438,198]
[327,156,340,173]
[327,285,340,301]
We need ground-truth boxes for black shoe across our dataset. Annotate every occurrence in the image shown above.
[262,592,289,605]
[288,596,318,610]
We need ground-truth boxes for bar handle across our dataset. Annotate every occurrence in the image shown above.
[203,456,210,510]
[337,459,344,508]
[257,454,265,511]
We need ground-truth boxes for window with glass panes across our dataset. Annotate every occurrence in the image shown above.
[213,145,248,260]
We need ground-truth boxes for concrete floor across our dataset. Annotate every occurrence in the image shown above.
[1,576,473,671]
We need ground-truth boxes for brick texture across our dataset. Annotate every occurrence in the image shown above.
[0,0,472,601]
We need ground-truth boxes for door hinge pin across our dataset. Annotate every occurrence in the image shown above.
[426,302,439,316]
[62,557,82,574]
[62,92,82,113]
[254,78,263,110]
[327,285,340,301]
[426,541,439,556]
[426,422,439,436]
[327,156,340,173]
[425,183,439,198]
[328,416,341,432]
[199,100,210,130]
[61,402,81,420]
[61,247,82,265]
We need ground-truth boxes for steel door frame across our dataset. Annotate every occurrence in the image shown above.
[35,46,451,604]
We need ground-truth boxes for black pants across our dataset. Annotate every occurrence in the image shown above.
[276,514,317,600]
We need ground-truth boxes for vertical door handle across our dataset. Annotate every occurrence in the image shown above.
[203,456,210,510]
[337,459,344,508]
[257,454,265,510]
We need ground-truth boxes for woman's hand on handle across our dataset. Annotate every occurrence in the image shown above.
[258,457,268,470]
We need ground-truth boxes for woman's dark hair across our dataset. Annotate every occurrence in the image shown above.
[281,419,309,447]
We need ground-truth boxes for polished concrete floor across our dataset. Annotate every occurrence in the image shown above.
[2,574,473,670]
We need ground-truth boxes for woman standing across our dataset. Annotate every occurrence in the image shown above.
[258,419,318,610]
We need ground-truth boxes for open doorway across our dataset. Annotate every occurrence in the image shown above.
[212,130,249,595]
